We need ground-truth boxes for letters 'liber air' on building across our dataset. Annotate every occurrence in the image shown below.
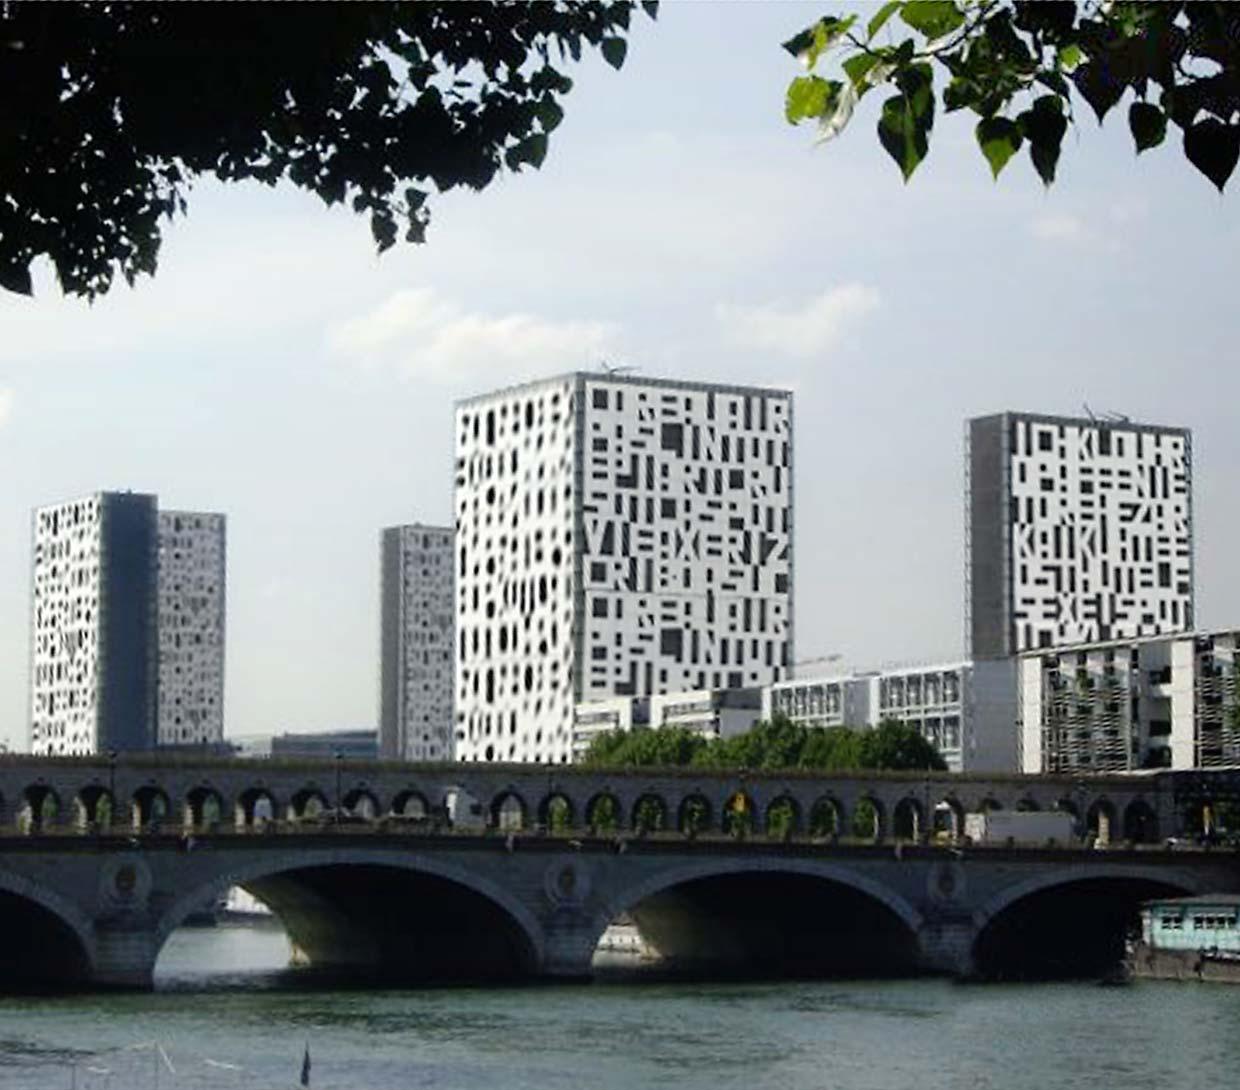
[966,412,1192,660]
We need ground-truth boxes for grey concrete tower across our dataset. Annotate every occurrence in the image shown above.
[379,524,455,761]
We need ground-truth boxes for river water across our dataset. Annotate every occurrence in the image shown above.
[2,925,1239,1090]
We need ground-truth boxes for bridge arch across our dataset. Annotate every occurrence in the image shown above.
[75,784,115,829]
[972,865,1201,980]
[342,788,380,820]
[391,789,431,819]
[185,786,227,829]
[538,791,575,832]
[593,857,924,978]
[131,785,171,829]
[288,786,331,821]
[0,868,96,988]
[808,795,844,837]
[154,849,545,983]
[631,793,668,834]
[764,795,801,840]
[236,786,280,827]
[585,791,621,833]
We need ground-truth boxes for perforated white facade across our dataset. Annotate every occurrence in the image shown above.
[968,413,1193,659]
[30,492,160,755]
[379,524,455,761]
[455,373,793,764]
[157,511,226,746]
[30,493,225,756]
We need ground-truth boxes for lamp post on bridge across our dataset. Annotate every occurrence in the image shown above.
[334,751,343,826]
[107,750,117,833]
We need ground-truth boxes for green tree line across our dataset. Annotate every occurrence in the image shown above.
[580,714,947,772]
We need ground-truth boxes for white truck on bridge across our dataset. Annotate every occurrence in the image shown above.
[964,810,1076,846]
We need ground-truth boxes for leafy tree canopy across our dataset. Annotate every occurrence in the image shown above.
[0,1,655,298]
[783,2,1240,190]
[581,714,948,773]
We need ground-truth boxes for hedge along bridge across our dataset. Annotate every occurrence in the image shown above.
[1,754,1239,991]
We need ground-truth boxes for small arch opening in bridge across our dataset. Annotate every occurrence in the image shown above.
[161,864,539,986]
[933,798,965,843]
[631,793,668,835]
[492,791,527,832]
[342,788,380,820]
[850,797,884,842]
[764,796,801,841]
[132,785,171,830]
[185,786,226,830]
[20,784,61,833]
[586,792,621,833]
[974,876,1191,981]
[722,791,755,838]
[611,869,919,980]
[289,787,331,822]
[538,792,575,833]
[808,796,842,838]
[0,890,91,991]
[892,797,924,842]
[678,793,712,838]
[1086,799,1117,846]
[75,785,115,831]
[236,788,279,829]
[1123,800,1160,844]
[391,790,430,820]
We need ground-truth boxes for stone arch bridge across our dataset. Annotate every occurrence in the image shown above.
[0,755,1237,990]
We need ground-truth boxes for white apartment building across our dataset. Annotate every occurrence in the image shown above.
[455,373,793,764]
[30,493,159,754]
[31,492,225,754]
[379,524,455,761]
[763,659,1020,772]
[571,688,762,760]
[967,412,1193,659]
[1019,628,1240,773]
[157,511,226,746]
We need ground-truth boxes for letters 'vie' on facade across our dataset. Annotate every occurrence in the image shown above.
[454,373,793,764]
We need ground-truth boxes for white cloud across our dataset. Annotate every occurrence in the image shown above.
[713,283,880,357]
[1030,213,1089,244]
[325,287,619,382]
[0,388,12,428]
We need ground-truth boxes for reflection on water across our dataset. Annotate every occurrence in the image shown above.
[1,925,1240,1090]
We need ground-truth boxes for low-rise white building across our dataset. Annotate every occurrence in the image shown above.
[571,687,762,761]
[764,659,1020,772]
[1019,627,1240,773]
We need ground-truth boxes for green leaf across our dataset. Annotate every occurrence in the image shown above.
[0,262,33,296]
[782,17,855,67]
[975,116,1022,178]
[1019,94,1068,184]
[1073,60,1124,123]
[505,132,549,171]
[1128,101,1166,153]
[900,1,965,40]
[600,37,627,70]
[868,1,903,40]
[1183,118,1240,192]
[1057,43,1083,71]
[842,52,880,88]
[785,75,837,124]
[536,98,565,133]
[877,89,931,181]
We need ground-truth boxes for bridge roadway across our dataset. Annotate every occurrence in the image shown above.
[0,755,1237,989]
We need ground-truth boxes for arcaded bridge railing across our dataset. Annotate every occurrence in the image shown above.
[0,754,1231,846]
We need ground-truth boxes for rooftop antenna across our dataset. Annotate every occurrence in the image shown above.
[1100,409,1132,424]
[599,358,638,377]
[1082,402,1097,423]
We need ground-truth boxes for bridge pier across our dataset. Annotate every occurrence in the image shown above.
[93,924,158,990]
[914,915,978,978]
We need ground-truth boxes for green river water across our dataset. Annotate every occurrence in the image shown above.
[1,925,1238,1090]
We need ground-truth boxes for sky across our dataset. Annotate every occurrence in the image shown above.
[2,3,1238,751]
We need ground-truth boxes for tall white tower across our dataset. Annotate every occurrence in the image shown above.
[967,412,1193,658]
[454,373,794,764]
[379,524,455,761]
